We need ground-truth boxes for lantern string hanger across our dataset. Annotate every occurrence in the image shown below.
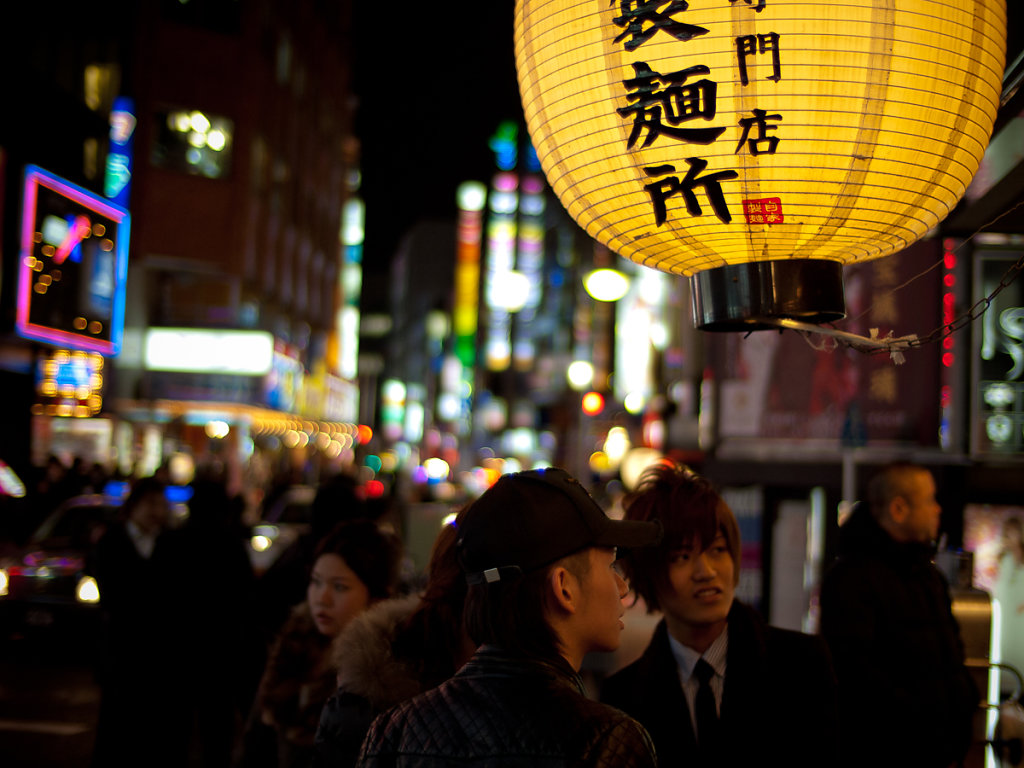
[760,198,1024,365]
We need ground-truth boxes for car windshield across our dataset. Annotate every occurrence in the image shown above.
[276,500,312,525]
[264,486,316,524]
[32,503,118,548]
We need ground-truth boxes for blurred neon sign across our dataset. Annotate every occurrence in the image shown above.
[34,348,104,418]
[17,166,130,356]
[104,96,136,208]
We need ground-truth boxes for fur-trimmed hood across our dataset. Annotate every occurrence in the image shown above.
[330,594,423,710]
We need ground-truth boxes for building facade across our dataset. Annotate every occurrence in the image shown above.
[0,0,362,494]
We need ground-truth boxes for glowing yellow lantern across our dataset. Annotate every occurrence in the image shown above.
[515,0,1007,329]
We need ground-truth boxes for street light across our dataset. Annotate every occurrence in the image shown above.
[488,269,531,313]
[583,268,630,303]
[566,360,595,391]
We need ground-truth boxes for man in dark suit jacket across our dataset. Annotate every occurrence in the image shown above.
[600,462,838,767]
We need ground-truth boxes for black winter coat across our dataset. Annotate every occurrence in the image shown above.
[820,503,979,768]
[600,601,838,767]
[314,596,424,768]
[90,522,191,767]
[356,645,657,768]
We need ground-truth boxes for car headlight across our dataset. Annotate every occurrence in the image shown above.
[0,567,8,597]
[76,575,100,604]
[251,525,279,553]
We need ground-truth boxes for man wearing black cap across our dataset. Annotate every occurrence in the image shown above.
[356,467,663,767]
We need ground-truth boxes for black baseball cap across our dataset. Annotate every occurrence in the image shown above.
[456,467,662,584]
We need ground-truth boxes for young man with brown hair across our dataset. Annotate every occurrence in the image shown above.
[600,461,838,767]
[356,467,662,767]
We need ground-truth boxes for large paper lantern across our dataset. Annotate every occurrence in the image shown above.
[515,0,1006,329]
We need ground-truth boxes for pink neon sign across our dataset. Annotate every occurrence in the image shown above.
[17,166,130,356]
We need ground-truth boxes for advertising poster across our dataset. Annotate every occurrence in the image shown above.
[714,240,942,445]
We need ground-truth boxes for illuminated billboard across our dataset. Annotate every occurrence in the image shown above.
[17,166,130,356]
[33,348,104,418]
[144,328,274,375]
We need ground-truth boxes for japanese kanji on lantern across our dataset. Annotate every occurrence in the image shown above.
[515,0,1007,330]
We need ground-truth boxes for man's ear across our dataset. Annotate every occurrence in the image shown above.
[889,495,909,525]
[548,564,580,615]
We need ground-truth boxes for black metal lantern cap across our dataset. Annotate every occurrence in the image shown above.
[690,259,846,331]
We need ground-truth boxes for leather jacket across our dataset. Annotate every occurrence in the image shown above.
[356,645,657,767]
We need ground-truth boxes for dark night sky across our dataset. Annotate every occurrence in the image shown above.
[351,3,1024,281]
[352,1,522,278]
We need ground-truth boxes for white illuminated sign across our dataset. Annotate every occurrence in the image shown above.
[144,328,274,375]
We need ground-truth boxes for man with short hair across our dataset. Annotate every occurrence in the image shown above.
[600,461,838,767]
[356,467,662,767]
[820,462,979,768]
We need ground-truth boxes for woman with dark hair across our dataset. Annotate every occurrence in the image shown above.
[241,519,402,768]
[258,473,370,638]
[314,512,475,767]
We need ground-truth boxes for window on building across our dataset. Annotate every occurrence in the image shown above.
[83,64,120,113]
[160,0,241,35]
[152,108,234,179]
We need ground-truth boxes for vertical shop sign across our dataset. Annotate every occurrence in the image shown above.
[972,250,1024,455]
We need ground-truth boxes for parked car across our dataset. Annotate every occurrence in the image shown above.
[247,485,316,576]
[0,494,122,641]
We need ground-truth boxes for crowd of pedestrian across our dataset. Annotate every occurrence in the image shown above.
[8,453,990,767]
